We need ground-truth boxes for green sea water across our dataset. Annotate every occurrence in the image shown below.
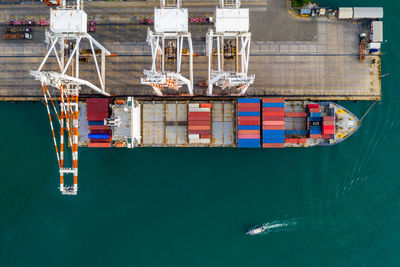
[1,0,400,266]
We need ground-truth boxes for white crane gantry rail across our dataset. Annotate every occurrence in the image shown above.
[141,0,194,96]
[30,0,111,195]
[207,0,255,96]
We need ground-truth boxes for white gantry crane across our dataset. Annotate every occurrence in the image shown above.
[141,0,194,96]
[207,0,255,95]
[30,0,111,195]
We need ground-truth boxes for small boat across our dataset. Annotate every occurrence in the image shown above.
[246,224,267,235]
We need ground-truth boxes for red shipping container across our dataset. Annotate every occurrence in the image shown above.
[201,134,211,139]
[188,130,210,135]
[321,134,333,139]
[238,116,260,121]
[200,103,211,108]
[285,112,307,118]
[188,125,210,131]
[297,138,307,143]
[87,98,109,121]
[238,134,260,139]
[322,125,334,130]
[88,125,109,131]
[323,116,334,120]
[262,111,284,117]
[238,103,260,109]
[308,108,321,113]
[238,106,260,112]
[262,107,285,112]
[262,116,284,121]
[322,130,335,135]
[262,98,284,103]
[262,121,285,126]
[88,142,112,148]
[323,120,335,125]
[262,143,285,148]
[262,125,285,130]
[188,120,210,126]
[189,111,210,116]
[238,130,260,135]
[189,115,210,121]
[285,138,298,143]
[307,103,319,108]
[238,120,260,125]
[309,134,322,139]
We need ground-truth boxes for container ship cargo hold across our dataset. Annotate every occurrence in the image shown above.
[78,98,360,148]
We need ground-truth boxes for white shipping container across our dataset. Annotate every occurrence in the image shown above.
[338,7,353,19]
[188,108,211,112]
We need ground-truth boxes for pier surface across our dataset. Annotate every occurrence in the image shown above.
[0,0,381,100]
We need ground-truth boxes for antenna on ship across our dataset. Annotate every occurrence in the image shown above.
[206,0,255,96]
[141,0,194,96]
[29,0,111,195]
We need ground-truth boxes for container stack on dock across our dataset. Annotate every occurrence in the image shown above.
[237,98,261,148]
[322,116,335,138]
[86,98,111,147]
[307,103,322,139]
[262,98,285,148]
[188,103,211,144]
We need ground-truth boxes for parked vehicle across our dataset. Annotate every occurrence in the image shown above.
[36,20,49,26]
[89,21,95,26]
[88,26,95,33]
[5,27,32,33]
[3,33,32,40]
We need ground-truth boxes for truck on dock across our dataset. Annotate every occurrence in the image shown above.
[3,33,32,40]
[4,27,31,33]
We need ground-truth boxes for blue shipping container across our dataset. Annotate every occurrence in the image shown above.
[88,133,110,139]
[88,120,104,126]
[238,112,260,117]
[263,130,285,135]
[285,130,307,135]
[238,139,261,148]
[262,138,285,144]
[309,129,322,134]
[238,125,260,130]
[310,125,321,130]
[262,103,285,108]
[309,112,321,117]
[238,98,260,104]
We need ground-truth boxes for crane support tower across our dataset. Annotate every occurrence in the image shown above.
[207,0,255,96]
[29,0,111,195]
[141,0,194,96]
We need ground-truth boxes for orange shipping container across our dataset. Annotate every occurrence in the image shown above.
[262,111,284,117]
[262,143,285,148]
[262,121,285,126]
[188,125,211,131]
[262,98,284,103]
[238,130,260,135]
[200,103,212,108]
[201,134,211,139]
[262,125,285,130]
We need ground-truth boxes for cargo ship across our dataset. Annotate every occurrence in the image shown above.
[78,97,360,148]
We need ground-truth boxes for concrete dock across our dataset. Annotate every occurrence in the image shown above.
[0,0,381,100]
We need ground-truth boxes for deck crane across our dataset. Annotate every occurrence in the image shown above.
[206,0,254,96]
[141,0,194,96]
[29,0,111,195]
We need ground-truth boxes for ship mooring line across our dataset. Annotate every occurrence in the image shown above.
[360,100,378,122]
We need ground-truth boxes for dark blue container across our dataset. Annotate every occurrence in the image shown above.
[238,98,260,104]
[238,125,260,130]
[309,117,322,122]
[262,137,285,144]
[88,120,104,126]
[238,112,260,117]
[309,112,321,117]
[285,130,307,135]
[262,103,284,108]
[88,133,110,139]
[263,130,285,136]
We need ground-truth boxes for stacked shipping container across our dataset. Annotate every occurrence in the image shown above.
[237,98,261,148]
[322,116,335,137]
[262,98,285,148]
[307,103,322,139]
[86,98,111,147]
[188,103,211,144]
